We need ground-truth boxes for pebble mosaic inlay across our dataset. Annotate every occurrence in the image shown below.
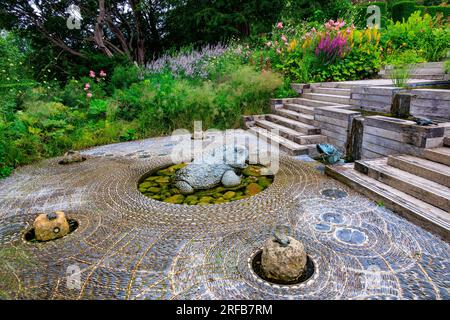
[0,131,448,300]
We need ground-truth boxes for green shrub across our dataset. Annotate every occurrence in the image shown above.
[384,49,427,65]
[382,11,450,61]
[88,99,108,119]
[391,2,422,22]
[61,80,89,109]
[311,45,382,82]
[417,5,450,18]
[110,64,142,90]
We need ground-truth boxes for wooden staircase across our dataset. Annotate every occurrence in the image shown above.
[245,85,352,156]
[326,145,450,241]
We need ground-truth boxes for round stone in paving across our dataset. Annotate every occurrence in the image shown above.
[314,223,332,233]
[321,212,344,225]
[321,188,348,199]
[335,228,367,245]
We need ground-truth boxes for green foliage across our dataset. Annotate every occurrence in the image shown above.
[384,49,427,65]
[110,64,142,90]
[382,12,450,62]
[0,51,282,178]
[165,0,285,45]
[88,99,108,119]
[257,20,383,83]
[281,0,355,23]
[391,2,419,22]
[445,60,450,73]
[418,5,450,18]
[311,46,382,82]
[389,64,412,88]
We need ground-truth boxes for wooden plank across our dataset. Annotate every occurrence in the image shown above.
[325,164,450,241]
[388,155,450,188]
[363,133,421,156]
[315,122,348,136]
[314,114,349,128]
[356,158,450,212]
[320,129,348,143]
[351,94,393,104]
[423,147,450,166]
[361,140,400,157]
[350,99,391,112]
[315,107,360,121]
[362,148,385,159]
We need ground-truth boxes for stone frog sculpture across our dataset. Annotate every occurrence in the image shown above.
[174,145,249,194]
[316,143,343,165]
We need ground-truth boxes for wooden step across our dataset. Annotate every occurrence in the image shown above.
[265,114,321,135]
[308,82,357,89]
[422,147,450,166]
[311,87,351,97]
[302,92,351,105]
[444,137,450,147]
[294,134,327,145]
[254,119,327,145]
[387,155,450,188]
[292,98,342,108]
[248,126,314,156]
[326,163,450,241]
[355,158,450,212]
[255,119,303,141]
[283,103,315,115]
[275,108,315,125]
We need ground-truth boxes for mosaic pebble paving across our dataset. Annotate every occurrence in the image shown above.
[0,131,448,300]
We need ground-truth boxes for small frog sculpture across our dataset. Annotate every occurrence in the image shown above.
[274,230,290,247]
[316,143,343,165]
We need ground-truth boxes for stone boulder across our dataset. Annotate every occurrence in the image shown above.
[59,150,86,165]
[261,236,307,283]
[34,211,70,241]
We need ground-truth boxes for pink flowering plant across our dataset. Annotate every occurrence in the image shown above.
[304,19,354,64]
[82,69,107,100]
[247,18,382,83]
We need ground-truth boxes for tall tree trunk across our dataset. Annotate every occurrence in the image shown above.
[94,0,114,57]
[129,0,146,65]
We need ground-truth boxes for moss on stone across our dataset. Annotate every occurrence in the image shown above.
[245,183,262,196]
[223,191,236,199]
[163,194,185,204]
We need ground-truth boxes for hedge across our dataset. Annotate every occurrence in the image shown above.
[391,1,418,22]
[417,5,450,19]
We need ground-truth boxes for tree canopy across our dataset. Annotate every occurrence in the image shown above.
[0,0,284,68]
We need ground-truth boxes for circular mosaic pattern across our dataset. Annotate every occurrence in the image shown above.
[335,228,367,246]
[321,212,345,225]
[321,188,348,200]
[0,133,448,300]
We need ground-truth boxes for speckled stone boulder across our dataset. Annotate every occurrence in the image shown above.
[58,150,86,165]
[33,211,70,241]
[174,145,248,194]
[261,236,307,282]
[221,170,241,187]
